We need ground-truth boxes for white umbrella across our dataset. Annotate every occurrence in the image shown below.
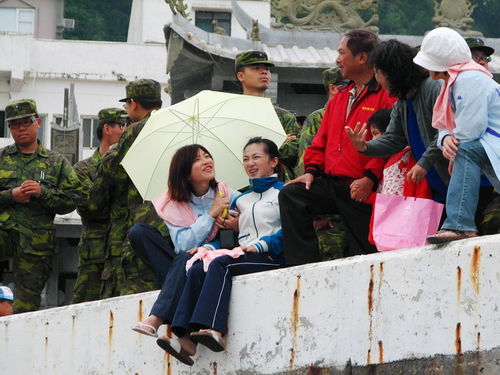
[122,90,287,200]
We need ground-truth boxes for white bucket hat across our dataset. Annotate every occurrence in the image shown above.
[413,27,471,72]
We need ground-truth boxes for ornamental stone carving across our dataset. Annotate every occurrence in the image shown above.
[432,0,483,37]
[270,0,379,32]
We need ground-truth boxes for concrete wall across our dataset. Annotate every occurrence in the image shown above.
[2,234,500,374]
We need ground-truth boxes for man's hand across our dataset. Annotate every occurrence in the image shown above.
[11,187,31,203]
[345,122,368,152]
[349,177,373,202]
[20,180,42,198]
[443,135,459,160]
[406,164,427,183]
[313,217,334,231]
[285,173,315,190]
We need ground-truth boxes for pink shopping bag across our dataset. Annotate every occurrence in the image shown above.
[372,193,444,252]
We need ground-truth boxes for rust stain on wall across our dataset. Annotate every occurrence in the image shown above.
[455,322,462,355]
[162,352,171,375]
[378,340,384,363]
[476,332,481,351]
[211,361,218,375]
[378,262,384,296]
[108,310,114,344]
[470,246,481,294]
[138,299,143,322]
[456,266,462,303]
[368,265,374,315]
[290,275,301,370]
[367,349,371,365]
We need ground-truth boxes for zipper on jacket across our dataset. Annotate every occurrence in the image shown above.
[251,193,263,237]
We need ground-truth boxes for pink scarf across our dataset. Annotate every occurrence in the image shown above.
[432,60,492,133]
[152,182,229,242]
[186,247,245,272]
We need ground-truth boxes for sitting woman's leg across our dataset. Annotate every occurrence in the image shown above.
[189,253,281,342]
[129,223,176,284]
[133,251,192,336]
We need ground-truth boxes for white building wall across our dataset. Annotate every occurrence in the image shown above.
[127,0,271,43]
[0,35,171,155]
[2,235,500,374]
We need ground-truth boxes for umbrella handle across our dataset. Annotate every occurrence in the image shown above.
[218,191,228,218]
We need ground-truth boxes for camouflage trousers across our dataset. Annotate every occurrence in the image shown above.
[481,193,500,235]
[72,235,107,303]
[315,214,348,261]
[72,262,104,304]
[100,243,158,298]
[0,229,53,313]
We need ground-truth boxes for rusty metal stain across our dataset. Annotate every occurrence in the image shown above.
[367,348,371,365]
[455,322,462,355]
[138,299,143,322]
[290,274,301,369]
[456,266,462,304]
[378,340,384,363]
[108,310,114,354]
[378,262,384,296]
[470,246,481,294]
[162,351,171,375]
[211,361,218,375]
[45,336,48,346]
[476,332,481,351]
[368,265,374,315]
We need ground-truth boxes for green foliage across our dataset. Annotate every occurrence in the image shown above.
[378,0,499,37]
[63,0,132,41]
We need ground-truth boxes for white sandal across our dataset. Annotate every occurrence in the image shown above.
[131,322,158,338]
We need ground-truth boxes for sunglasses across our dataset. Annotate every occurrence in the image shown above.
[472,55,491,63]
[8,117,37,130]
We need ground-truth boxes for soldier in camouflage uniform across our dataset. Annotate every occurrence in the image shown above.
[296,68,349,260]
[72,108,127,303]
[0,99,80,312]
[235,50,300,179]
[93,79,171,297]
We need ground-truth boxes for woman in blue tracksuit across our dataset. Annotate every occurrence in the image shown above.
[161,137,285,364]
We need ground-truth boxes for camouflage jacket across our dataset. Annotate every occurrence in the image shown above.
[74,149,110,239]
[93,113,169,256]
[0,142,80,255]
[295,107,325,176]
[274,105,300,179]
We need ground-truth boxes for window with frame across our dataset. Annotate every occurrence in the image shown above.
[0,111,5,138]
[195,11,231,35]
[82,117,99,148]
[0,8,34,34]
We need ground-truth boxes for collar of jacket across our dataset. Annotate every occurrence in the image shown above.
[338,76,382,95]
[6,140,48,157]
[249,174,279,193]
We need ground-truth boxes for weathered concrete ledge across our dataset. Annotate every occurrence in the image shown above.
[2,234,500,374]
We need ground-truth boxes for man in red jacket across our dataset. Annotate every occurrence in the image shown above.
[279,30,395,265]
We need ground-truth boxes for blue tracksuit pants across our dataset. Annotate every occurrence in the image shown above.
[171,252,281,336]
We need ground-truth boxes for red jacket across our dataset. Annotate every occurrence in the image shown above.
[304,78,396,181]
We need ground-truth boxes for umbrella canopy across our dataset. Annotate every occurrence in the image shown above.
[122,90,287,201]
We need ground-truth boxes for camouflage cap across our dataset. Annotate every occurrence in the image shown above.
[465,38,494,56]
[322,68,348,87]
[98,108,128,126]
[5,99,38,122]
[235,50,274,70]
[119,79,161,102]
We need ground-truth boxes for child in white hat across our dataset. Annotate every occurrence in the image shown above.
[0,286,14,317]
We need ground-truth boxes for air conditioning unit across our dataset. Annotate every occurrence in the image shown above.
[63,18,75,30]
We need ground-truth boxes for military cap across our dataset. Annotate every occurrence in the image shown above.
[465,38,494,56]
[235,50,274,70]
[322,68,348,87]
[119,79,161,102]
[5,99,38,122]
[98,108,128,126]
